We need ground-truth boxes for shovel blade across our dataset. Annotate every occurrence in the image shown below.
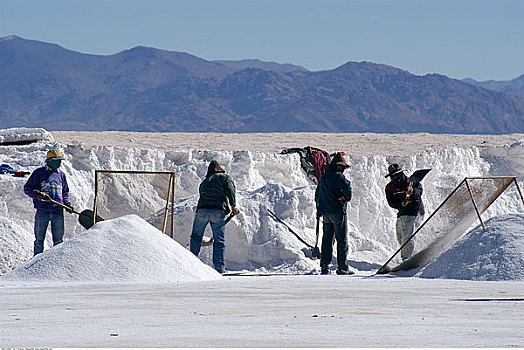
[409,169,431,184]
[78,210,104,229]
[311,247,321,259]
[201,236,213,246]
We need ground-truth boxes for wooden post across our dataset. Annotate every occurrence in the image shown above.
[465,178,486,231]
[162,173,174,235]
[170,173,175,238]
[93,170,99,227]
[514,178,524,208]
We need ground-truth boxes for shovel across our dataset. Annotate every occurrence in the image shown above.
[41,195,104,230]
[201,212,236,246]
[267,208,320,259]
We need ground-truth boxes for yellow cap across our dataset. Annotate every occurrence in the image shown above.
[46,150,65,161]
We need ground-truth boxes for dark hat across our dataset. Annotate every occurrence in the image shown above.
[206,160,225,177]
[385,163,404,178]
[330,152,350,169]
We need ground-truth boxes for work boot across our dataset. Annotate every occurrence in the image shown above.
[336,268,354,275]
[215,268,227,274]
[320,267,330,275]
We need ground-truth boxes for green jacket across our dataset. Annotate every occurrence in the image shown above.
[197,172,236,212]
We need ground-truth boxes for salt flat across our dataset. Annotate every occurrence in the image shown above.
[2,130,523,348]
[53,131,524,156]
[1,275,523,347]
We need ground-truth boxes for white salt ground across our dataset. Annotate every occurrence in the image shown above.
[1,276,524,347]
[1,215,222,283]
[419,213,524,281]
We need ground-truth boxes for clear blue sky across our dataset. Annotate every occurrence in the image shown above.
[1,0,523,81]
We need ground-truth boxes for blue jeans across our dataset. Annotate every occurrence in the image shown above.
[320,212,349,271]
[34,209,64,255]
[190,208,226,270]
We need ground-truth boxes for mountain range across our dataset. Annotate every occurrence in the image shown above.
[463,75,524,97]
[1,35,523,133]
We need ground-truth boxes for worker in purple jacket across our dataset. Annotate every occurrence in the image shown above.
[24,149,74,255]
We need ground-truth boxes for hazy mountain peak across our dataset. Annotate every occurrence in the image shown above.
[462,74,524,96]
[0,35,22,41]
[215,58,307,73]
[334,61,408,75]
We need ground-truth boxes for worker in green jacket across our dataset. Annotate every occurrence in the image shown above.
[190,160,239,273]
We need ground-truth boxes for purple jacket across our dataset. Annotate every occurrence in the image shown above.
[24,166,71,211]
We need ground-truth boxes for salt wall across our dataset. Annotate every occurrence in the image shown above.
[1,139,523,273]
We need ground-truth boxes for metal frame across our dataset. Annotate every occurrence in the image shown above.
[376,176,523,274]
[93,170,176,237]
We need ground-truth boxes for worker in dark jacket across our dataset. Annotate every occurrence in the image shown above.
[190,160,239,274]
[315,152,353,275]
[24,149,74,255]
[385,163,425,260]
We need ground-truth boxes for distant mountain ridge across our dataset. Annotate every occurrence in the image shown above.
[463,75,524,97]
[214,59,307,73]
[1,35,523,133]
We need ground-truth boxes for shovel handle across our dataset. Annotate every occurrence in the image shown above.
[315,215,320,247]
[225,212,236,224]
[40,194,79,214]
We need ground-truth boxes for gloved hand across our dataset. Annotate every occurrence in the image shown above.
[36,192,47,200]
[402,186,413,206]
[406,185,414,197]
[65,205,74,213]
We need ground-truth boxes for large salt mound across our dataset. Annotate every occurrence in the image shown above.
[0,127,53,144]
[1,215,222,283]
[419,214,524,281]
[0,216,33,274]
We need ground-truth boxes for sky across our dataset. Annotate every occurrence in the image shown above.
[1,0,523,81]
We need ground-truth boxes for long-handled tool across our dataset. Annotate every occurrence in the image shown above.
[312,214,321,259]
[267,208,319,259]
[201,212,236,246]
[41,195,104,230]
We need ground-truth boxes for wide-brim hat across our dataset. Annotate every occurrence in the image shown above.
[330,152,350,169]
[46,149,65,162]
[385,163,404,178]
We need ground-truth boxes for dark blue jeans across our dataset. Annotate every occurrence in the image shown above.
[320,212,349,271]
[190,208,226,270]
[33,209,64,255]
